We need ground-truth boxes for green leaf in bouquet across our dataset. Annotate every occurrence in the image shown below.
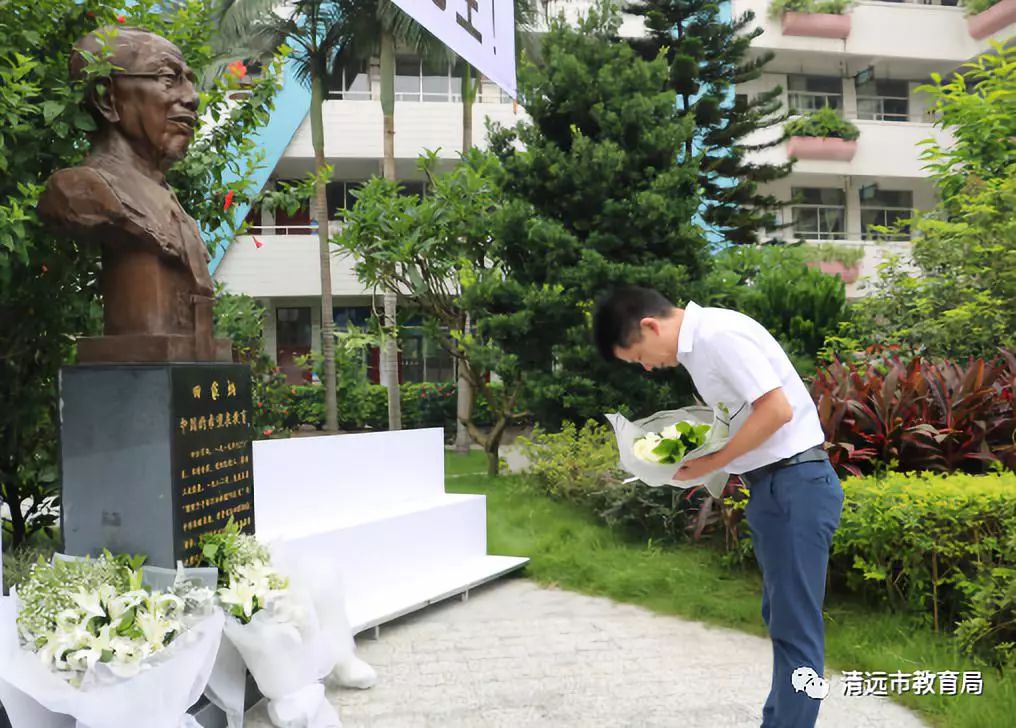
[672,441,689,461]
[117,608,137,636]
[652,439,679,463]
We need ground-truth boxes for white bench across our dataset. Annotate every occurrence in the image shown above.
[252,427,528,636]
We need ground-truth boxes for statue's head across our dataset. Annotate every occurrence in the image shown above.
[70,27,199,169]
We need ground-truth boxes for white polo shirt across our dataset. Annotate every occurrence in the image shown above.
[676,301,825,474]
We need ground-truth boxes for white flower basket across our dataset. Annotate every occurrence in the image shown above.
[0,595,223,728]
[605,406,731,498]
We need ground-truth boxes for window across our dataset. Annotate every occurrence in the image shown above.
[326,60,370,100]
[333,306,372,330]
[788,75,843,114]
[478,82,513,104]
[326,180,423,219]
[276,307,312,384]
[861,189,913,241]
[422,56,452,102]
[398,181,426,200]
[857,79,910,122]
[400,330,455,383]
[326,181,367,218]
[395,56,422,101]
[272,185,311,234]
[791,188,846,241]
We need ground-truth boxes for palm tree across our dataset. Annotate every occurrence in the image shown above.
[327,1,454,432]
[452,0,542,451]
[213,0,349,433]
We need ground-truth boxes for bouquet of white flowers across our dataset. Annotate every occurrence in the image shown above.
[632,420,713,465]
[0,554,223,728]
[605,405,731,497]
[200,522,373,728]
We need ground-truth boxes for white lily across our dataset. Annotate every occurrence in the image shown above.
[37,631,76,671]
[135,609,177,649]
[218,578,260,620]
[633,436,664,463]
[70,589,107,622]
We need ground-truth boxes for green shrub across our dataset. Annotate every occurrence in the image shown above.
[518,420,622,504]
[213,292,292,440]
[832,471,1016,664]
[707,244,848,378]
[785,107,861,141]
[279,379,515,434]
[769,0,852,19]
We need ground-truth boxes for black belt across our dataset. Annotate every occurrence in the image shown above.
[741,445,828,485]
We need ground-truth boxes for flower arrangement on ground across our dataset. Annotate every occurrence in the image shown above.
[0,554,223,728]
[200,521,375,728]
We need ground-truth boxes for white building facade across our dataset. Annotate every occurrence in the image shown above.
[213,0,1014,379]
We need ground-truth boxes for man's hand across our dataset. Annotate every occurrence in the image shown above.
[675,389,794,482]
[674,451,725,482]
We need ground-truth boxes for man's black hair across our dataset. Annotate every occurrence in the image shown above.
[592,286,676,361]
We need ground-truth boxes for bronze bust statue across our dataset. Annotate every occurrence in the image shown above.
[38,26,230,363]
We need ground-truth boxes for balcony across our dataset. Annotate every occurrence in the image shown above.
[803,238,913,297]
[781,11,852,39]
[746,116,951,177]
[280,100,522,164]
[214,231,373,299]
[734,0,995,66]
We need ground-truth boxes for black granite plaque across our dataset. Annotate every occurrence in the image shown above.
[60,363,255,568]
[170,366,255,566]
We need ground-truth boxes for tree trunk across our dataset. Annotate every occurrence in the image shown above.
[462,64,475,153]
[7,491,27,548]
[380,28,402,431]
[484,433,502,476]
[454,68,478,452]
[453,316,473,453]
[311,69,337,433]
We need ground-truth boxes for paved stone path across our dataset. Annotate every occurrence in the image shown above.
[246,578,927,728]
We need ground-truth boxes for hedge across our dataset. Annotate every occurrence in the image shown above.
[833,471,1016,665]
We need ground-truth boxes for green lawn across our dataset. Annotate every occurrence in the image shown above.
[446,450,1016,728]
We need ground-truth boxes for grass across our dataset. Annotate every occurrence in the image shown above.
[446,450,1016,728]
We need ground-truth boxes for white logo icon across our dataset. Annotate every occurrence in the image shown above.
[792,666,830,700]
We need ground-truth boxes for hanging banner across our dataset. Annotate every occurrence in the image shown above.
[391,0,517,98]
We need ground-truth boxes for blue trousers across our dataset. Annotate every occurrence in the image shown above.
[744,459,843,728]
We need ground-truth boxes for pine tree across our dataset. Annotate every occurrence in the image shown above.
[480,7,708,426]
[626,0,791,244]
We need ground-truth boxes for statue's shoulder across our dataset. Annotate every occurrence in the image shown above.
[39,165,124,228]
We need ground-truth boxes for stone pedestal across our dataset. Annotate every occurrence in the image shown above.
[59,363,256,568]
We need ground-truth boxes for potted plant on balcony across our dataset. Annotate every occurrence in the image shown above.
[770,0,853,39]
[785,107,860,161]
[965,0,1016,40]
[802,243,865,283]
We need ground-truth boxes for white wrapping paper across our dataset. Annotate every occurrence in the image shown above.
[605,406,731,498]
[0,595,223,728]
[221,597,341,728]
[202,549,376,728]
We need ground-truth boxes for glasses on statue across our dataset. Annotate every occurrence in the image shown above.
[110,69,195,89]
